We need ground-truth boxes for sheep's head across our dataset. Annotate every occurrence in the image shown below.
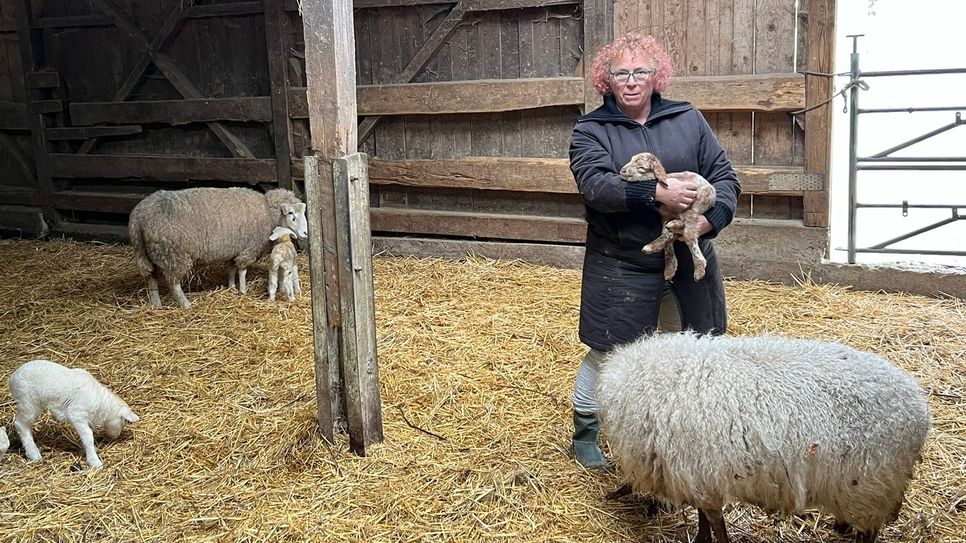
[279,202,308,239]
[620,152,668,185]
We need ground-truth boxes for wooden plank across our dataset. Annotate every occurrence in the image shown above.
[302,155,339,443]
[26,71,60,89]
[371,207,588,243]
[13,0,53,199]
[45,126,143,140]
[360,77,583,115]
[364,157,803,195]
[264,0,294,191]
[30,99,62,114]
[802,0,834,228]
[0,132,35,182]
[70,97,273,125]
[288,73,805,119]
[582,0,611,112]
[333,153,383,455]
[48,154,278,183]
[0,101,28,130]
[185,1,263,18]
[32,15,113,29]
[354,0,576,8]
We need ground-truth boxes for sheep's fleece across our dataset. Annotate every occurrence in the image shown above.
[597,332,930,535]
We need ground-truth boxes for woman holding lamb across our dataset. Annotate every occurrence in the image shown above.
[567,32,742,470]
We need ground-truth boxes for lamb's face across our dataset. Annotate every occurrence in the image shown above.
[619,152,667,185]
[103,407,139,438]
[280,203,309,239]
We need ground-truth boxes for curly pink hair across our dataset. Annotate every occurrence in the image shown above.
[590,33,673,96]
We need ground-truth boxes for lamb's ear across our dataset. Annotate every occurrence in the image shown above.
[123,409,140,424]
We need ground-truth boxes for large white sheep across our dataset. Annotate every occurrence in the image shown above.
[9,359,140,469]
[129,187,308,308]
[267,226,301,302]
[597,332,930,543]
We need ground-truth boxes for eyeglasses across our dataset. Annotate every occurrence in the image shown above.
[609,68,656,84]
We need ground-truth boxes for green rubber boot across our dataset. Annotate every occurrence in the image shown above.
[572,411,613,472]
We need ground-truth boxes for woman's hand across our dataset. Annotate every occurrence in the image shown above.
[655,178,698,211]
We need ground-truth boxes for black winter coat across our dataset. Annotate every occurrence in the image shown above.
[569,93,741,350]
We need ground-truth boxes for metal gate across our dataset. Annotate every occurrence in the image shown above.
[844,35,966,264]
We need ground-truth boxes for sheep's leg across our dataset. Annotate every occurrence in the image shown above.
[642,227,674,254]
[697,508,729,543]
[227,265,237,289]
[69,419,103,469]
[13,408,42,462]
[855,529,879,543]
[237,267,248,294]
[146,272,162,307]
[167,277,192,309]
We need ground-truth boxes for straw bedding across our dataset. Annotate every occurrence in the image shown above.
[0,238,963,542]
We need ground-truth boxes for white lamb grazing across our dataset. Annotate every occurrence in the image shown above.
[268,226,301,302]
[597,332,930,543]
[620,152,716,281]
[129,187,308,308]
[9,359,139,469]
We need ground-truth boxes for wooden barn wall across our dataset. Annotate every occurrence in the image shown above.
[0,0,831,243]
[0,0,33,192]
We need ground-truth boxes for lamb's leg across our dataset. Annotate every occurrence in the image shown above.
[663,242,678,281]
[642,226,674,254]
[227,265,237,289]
[70,419,103,469]
[13,407,41,462]
[697,508,730,543]
[268,268,279,301]
[684,235,708,281]
[855,529,879,543]
[292,264,301,299]
[146,272,162,307]
[167,277,192,309]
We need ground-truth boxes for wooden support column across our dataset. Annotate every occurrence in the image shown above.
[803,0,835,228]
[263,0,294,191]
[13,0,53,211]
[581,0,613,113]
[301,0,383,454]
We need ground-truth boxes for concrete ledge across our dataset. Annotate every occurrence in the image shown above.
[0,205,48,238]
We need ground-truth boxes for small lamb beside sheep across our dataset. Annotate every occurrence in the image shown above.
[8,359,139,469]
[597,332,930,543]
[129,187,308,308]
[268,226,301,302]
[620,152,716,281]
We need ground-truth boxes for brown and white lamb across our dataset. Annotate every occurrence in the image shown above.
[620,152,716,281]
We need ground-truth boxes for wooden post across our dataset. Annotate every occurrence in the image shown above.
[300,0,383,454]
[803,0,835,228]
[582,0,613,114]
[333,153,383,453]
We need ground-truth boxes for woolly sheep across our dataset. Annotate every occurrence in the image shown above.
[268,226,301,302]
[9,359,139,469]
[597,332,930,543]
[129,187,308,308]
[620,152,716,281]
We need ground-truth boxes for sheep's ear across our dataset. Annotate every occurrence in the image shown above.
[281,203,294,214]
[295,202,306,213]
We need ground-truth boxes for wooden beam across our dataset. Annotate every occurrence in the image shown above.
[26,71,60,89]
[32,15,113,28]
[184,1,263,18]
[44,126,143,140]
[582,0,611,113]
[664,74,806,112]
[29,100,63,114]
[14,0,54,202]
[48,154,278,183]
[0,101,28,130]
[354,0,576,8]
[371,207,588,243]
[70,97,273,125]
[290,74,805,119]
[357,1,469,144]
[802,0,835,228]
[362,157,805,195]
[0,133,35,182]
[263,0,294,191]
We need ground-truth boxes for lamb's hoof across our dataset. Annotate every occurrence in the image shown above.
[642,245,659,255]
[693,269,706,281]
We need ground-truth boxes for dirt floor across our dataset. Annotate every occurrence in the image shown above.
[0,238,963,542]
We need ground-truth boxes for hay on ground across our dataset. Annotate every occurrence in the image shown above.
[0,238,963,542]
